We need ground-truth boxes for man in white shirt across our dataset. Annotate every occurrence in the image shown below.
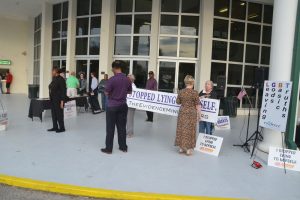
[89,72,101,114]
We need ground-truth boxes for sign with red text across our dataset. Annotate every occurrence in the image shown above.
[268,147,300,172]
[259,81,292,132]
[200,98,220,123]
[195,133,223,157]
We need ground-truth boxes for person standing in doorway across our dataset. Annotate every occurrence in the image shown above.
[126,74,136,138]
[98,74,108,111]
[66,71,79,97]
[78,72,87,96]
[5,70,13,94]
[145,71,157,122]
[89,72,101,114]
[48,67,67,133]
[199,80,217,135]
[101,61,132,154]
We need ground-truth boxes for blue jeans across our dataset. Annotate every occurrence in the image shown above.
[199,121,213,135]
[101,93,107,111]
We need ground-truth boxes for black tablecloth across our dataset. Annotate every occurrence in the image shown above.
[28,96,89,121]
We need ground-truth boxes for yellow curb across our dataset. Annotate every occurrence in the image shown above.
[0,174,240,200]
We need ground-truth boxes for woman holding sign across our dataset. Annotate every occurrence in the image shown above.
[175,75,200,156]
[199,80,217,135]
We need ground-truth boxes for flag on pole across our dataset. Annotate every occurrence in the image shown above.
[237,88,247,100]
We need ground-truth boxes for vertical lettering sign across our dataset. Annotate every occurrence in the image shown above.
[259,81,292,132]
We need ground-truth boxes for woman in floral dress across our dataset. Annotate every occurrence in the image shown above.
[175,75,200,156]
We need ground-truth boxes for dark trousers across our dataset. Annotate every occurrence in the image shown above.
[105,104,128,151]
[51,100,65,130]
[89,92,101,113]
[146,111,154,121]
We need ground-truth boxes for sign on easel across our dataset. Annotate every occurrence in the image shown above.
[215,116,231,130]
[195,133,223,156]
[64,100,77,119]
[268,147,300,172]
[200,98,220,123]
[259,81,292,132]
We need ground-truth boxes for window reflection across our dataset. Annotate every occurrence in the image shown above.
[159,62,175,93]
[115,15,132,34]
[178,63,195,90]
[160,15,178,35]
[159,37,177,57]
[179,38,198,58]
[228,64,242,85]
[115,36,131,55]
[133,61,148,88]
[133,36,150,56]
[134,15,151,34]
[230,21,245,41]
[181,16,199,36]
[213,19,228,39]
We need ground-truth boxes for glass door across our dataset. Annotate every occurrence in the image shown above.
[158,60,196,93]
[76,59,99,91]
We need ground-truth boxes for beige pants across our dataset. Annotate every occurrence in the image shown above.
[67,88,77,97]
[126,108,136,134]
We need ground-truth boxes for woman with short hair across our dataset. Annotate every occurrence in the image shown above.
[199,80,217,135]
[126,74,136,138]
[175,75,200,156]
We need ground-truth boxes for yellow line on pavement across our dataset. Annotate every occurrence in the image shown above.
[0,174,241,200]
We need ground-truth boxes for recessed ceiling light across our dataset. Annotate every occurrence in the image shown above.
[219,8,228,13]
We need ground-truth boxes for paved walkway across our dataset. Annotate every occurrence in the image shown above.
[0,94,299,200]
[0,184,107,200]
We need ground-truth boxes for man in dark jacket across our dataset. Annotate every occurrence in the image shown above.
[48,67,67,133]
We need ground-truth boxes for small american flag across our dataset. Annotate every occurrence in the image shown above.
[237,88,247,100]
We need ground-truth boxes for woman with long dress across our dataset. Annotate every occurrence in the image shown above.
[175,75,200,156]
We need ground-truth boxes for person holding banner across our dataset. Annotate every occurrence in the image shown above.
[145,71,157,122]
[199,80,217,135]
[175,75,200,156]
[126,74,136,138]
[101,61,132,154]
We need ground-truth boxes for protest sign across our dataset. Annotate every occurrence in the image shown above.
[0,111,8,131]
[268,147,300,172]
[200,98,220,123]
[127,89,179,116]
[259,81,292,132]
[195,133,223,156]
[64,100,77,119]
[215,116,231,130]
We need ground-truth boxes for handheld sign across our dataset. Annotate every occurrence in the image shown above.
[200,98,220,123]
[268,147,300,172]
[215,116,231,130]
[195,133,223,156]
[259,81,292,132]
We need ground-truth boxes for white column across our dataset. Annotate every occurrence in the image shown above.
[39,2,52,98]
[66,0,77,74]
[148,0,160,75]
[27,17,35,85]
[198,0,214,91]
[257,0,299,153]
[99,0,116,78]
